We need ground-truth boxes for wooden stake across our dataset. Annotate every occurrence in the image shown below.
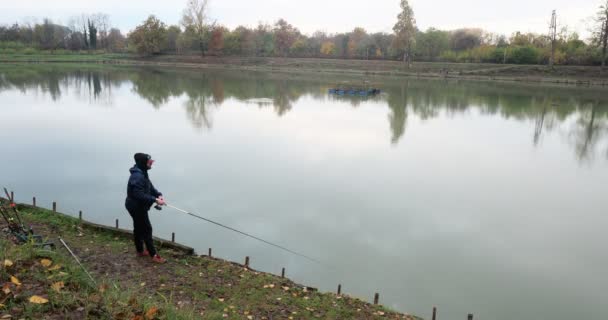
[432,307,437,320]
[32,196,36,207]
[171,232,175,242]
[374,293,379,305]
[52,202,56,212]
[337,284,342,295]
[79,210,82,220]
[115,219,119,228]
[10,191,13,202]
[468,314,473,320]
[281,267,285,278]
[245,256,250,267]
[208,248,212,257]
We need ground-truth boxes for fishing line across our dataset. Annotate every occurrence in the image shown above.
[163,203,324,265]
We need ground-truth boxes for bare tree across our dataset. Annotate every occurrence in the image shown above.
[92,13,110,50]
[393,0,416,67]
[596,1,608,69]
[181,0,210,56]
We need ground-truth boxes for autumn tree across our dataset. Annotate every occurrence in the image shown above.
[33,19,67,51]
[208,26,225,55]
[273,19,298,56]
[450,28,484,51]
[129,15,167,55]
[181,0,210,56]
[106,28,126,51]
[320,41,335,56]
[393,0,416,66]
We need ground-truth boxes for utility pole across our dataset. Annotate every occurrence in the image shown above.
[601,21,607,70]
[549,10,557,67]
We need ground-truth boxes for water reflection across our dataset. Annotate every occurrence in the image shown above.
[1,65,607,161]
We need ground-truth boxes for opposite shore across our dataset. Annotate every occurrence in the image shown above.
[1,53,608,86]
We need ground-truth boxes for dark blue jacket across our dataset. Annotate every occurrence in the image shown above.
[125,166,162,212]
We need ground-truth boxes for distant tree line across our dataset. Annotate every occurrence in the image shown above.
[1,0,608,67]
[0,13,125,53]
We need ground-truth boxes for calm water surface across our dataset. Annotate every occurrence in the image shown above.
[1,65,607,320]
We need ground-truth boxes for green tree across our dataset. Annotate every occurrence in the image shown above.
[129,15,167,56]
[88,19,97,49]
[393,0,416,66]
[166,25,182,52]
[415,28,449,61]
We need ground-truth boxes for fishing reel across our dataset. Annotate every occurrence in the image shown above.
[154,205,162,211]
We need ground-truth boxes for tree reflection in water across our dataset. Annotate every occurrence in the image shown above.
[1,65,607,162]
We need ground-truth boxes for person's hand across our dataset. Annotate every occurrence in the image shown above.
[156,197,166,206]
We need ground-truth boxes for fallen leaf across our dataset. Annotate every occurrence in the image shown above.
[0,303,4,309]
[40,259,52,267]
[282,286,290,291]
[247,316,253,320]
[218,298,224,302]
[145,306,158,319]
[3,260,12,268]
[2,283,10,295]
[99,284,109,293]
[377,311,385,316]
[48,264,62,271]
[29,295,48,304]
[88,294,102,303]
[51,281,64,293]
[10,276,21,286]
[140,282,146,287]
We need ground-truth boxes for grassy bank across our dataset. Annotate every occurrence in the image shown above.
[0,200,419,319]
[1,52,607,86]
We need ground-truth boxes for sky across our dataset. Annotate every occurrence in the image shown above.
[0,0,601,38]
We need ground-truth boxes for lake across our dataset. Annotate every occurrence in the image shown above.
[1,64,607,320]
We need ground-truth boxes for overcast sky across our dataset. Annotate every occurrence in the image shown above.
[0,0,600,38]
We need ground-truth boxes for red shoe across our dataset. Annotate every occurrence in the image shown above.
[137,250,150,257]
[151,254,166,263]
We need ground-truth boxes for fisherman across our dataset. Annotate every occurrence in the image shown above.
[125,153,166,263]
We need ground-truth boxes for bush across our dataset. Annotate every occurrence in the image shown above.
[439,50,459,62]
[507,46,540,65]
[489,47,506,63]
[0,41,26,50]
[22,47,37,55]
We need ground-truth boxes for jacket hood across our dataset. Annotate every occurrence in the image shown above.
[130,166,144,175]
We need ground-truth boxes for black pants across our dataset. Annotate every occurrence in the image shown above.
[127,208,157,257]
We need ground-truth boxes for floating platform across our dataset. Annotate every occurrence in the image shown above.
[328,88,381,96]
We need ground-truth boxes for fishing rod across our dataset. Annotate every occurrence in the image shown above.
[59,237,97,286]
[162,203,323,265]
[3,188,25,228]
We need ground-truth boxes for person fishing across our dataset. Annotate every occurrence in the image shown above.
[125,153,166,263]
